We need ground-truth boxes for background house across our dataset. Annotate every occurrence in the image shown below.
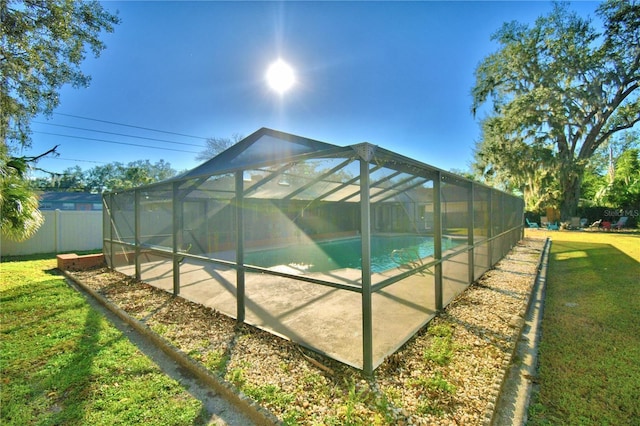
[38,192,103,211]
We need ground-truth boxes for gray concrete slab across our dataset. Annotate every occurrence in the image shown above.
[116,250,471,370]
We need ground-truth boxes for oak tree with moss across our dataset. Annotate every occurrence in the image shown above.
[471,0,639,219]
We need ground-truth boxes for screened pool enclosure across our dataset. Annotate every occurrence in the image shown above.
[103,128,524,375]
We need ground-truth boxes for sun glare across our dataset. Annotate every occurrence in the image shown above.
[266,59,295,94]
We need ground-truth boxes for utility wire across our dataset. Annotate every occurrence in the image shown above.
[47,157,109,165]
[34,131,200,154]
[53,112,209,140]
[33,121,206,148]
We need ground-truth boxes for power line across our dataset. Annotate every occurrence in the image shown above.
[33,121,206,148]
[53,112,209,140]
[47,157,109,165]
[34,131,201,154]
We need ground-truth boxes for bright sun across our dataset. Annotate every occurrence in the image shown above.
[266,59,295,94]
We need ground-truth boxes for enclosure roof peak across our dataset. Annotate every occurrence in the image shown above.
[351,142,377,161]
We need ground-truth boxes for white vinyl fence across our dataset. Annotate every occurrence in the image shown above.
[1,210,102,257]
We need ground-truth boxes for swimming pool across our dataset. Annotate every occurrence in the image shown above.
[245,235,461,274]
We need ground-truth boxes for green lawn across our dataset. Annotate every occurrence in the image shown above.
[526,230,640,425]
[0,257,209,426]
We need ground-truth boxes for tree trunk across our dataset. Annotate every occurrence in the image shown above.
[559,172,582,221]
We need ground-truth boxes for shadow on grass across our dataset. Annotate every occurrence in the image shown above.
[548,240,639,324]
[2,263,233,425]
[67,280,239,425]
[46,307,110,423]
[1,249,102,263]
[0,275,114,424]
[529,239,640,425]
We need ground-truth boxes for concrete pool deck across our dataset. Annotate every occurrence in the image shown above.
[115,250,471,370]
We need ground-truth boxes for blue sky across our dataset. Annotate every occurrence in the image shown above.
[26,0,601,179]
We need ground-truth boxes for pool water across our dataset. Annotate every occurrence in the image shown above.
[245,235,460,273]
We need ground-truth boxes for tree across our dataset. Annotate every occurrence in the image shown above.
[472,116,558,211]
[1,0,119,240]
[83,162,121,193]
[471,0,640,220]
[606,148,640,206]
[582,130,639,205]
[1,1,120,146]
[195,134,243,162]
[84,160,177,192]
[55,166,85,191]
[118,159,176,190]
[593,142,640,207]
[0,144,43,240]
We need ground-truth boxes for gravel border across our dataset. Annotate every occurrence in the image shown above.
[65,236,547,425]
[492,237,550,426]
